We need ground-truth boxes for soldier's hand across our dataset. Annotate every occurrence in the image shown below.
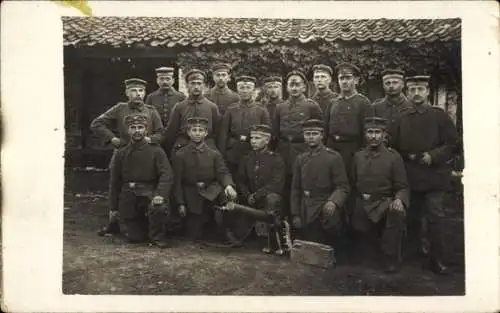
[111,137,121,148]
[224,185,237,200]
[109,210,119,222]
[323,201,337,216]
[248,193,256,206]
[152,196,164,206]
[178,205,187,218]
[144,136,151,144]
[292,216,302,229]
[390,199,405,212]
[421,152,432,166]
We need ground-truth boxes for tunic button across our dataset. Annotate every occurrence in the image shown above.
[335,135,340,141]
[129,182,136,188]
[304,190,310,197]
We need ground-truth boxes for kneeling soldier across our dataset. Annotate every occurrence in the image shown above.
[108,113,174,248]
[351,117,409,272]
[237,124,286,253]
[291,119,350,247]
[173,117,238,241]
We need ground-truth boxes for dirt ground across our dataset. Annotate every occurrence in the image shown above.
[63,169,465,295]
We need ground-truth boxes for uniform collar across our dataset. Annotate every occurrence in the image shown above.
[213,86,230,95]
[410,103,430,114]
[187,95,204,104]
[289,94,306,104]
[363,144,385,158]
[339,90,358,100]
[158,87,174,95]
[189,141,207,153]
[308,143,324,156]
[267,97,281,105]
[128,101,145,111]
[128,139,148,150]
[385,94,408,106]
[314,89,335,98]
[240,99,255,108]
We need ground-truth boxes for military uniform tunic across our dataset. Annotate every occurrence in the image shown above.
[370,94,412,144]
[145,87,187,126]
[205,86,240,117]
[312,89,339,114]
[218,100,271,169]
[90,101,163,147]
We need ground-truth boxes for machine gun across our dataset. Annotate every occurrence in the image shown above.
[215,202,292,256]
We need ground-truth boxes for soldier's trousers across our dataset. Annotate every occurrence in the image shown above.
[406,191,446,261]
[118,191,167,242]
[185,203,213,240]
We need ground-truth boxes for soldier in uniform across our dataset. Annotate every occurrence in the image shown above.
[311,64,338,113]
[236,124,285,252]
[205,62,240,117]
[324,62,371,174]
[145,67,187,130]
[108,113,173,248]
[370,69,412,145]
[173,117,238,241]
[392,75,458,275]
[351,117,409,273]
[218,75,271,176]
[260,75,284,150]
[291,119,350,247]
[163,69,221,157]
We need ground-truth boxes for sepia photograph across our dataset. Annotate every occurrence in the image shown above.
[61,16,465,296]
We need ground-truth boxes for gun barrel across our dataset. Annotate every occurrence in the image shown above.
[220,203,275,223]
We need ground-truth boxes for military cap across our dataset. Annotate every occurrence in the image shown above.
[262,76,283,84]
[381,69,405,81]
[286,70,307,83]
[211,63,232,73]
[335,62,361,76]
[124,78,147,88]
[124,113,149,126]
[235,75,257,84]
[187,117,209,129]
[250,124,272,136]
[184,69,206,83]
[302,119,324,131]
[312,64,333,76]
[364,117,388,130]
[155,67,175,76]
[406,75,431,86]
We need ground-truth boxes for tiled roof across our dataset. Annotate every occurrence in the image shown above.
[62,17,461,48]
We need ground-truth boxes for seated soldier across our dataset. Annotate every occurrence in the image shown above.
[173,117,238,242]
[351,117,409,273]
[108,113,174,248]
[236,124,286,254]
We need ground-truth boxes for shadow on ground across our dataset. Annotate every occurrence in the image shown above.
[63,169,465,295]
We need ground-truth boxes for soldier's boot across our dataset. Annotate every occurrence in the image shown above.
[97,219,121,237]
[148,204,169,249]
[274,229,285,256]
[261,233,273,254]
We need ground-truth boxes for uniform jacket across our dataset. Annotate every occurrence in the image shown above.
[351,145,409,223]
[109,140,174,211]
[370,94,412,142]
[237,149,285,201]
[173,142,234,214]
[145,87,187,125]
[90,102,163,146]
[217,100,271,164]
[291,144,350,225]
[205,86,240,117]
[392,104,459,191]
[163,96,220,152]
[324,92,371,143]
[312,89,339,114]
[259,97,283,149]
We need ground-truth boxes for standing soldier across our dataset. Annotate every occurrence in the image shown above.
[324,62,371,174]
[371,69,412,145]
[260,75,284,150]
[392,75,458,275]
[218,75,271,176]
[173,117,238,241]
[351,117,409,273]
[145,66,186,130]
[311,64,338,113]
[108,113,174,248]
[163,69,220,157]
[205,63,240,117]
[291,119,350,247]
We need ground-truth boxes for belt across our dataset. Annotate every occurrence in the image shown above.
[328,134,359,142]
[402,152,423,163]
[358,192,392,201]
[123,181,155,189]
[302,188,332,197]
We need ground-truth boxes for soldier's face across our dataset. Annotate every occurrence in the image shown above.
[287,76,306,97]
[365,127,384,147]
[383,78,404,96]
[407,84,429,105]
[187,126,208,143]
[250,133,270,151]
[128,124,147,141]
[237,82,255,101]
[338,73,358,92]
[157,75,174,89]
[313,71,332,90]
[265,82,282,99]
[213,71,230,87]
[126,87,146,102]
[187,79,204,96]
[304,130,323,147]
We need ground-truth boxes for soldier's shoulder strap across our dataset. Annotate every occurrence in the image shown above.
[306,98,320,106]
[324,147,342,158]
[371,97,385,106]
[431,105,446,113]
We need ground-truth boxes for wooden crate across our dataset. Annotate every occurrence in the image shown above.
[291,240,335,269]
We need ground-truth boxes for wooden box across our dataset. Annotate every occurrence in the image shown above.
[291,240,335,269]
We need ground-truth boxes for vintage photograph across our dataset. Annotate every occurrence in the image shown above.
[61,16,464,295]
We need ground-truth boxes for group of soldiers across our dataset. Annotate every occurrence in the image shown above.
[90,61,459,275]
